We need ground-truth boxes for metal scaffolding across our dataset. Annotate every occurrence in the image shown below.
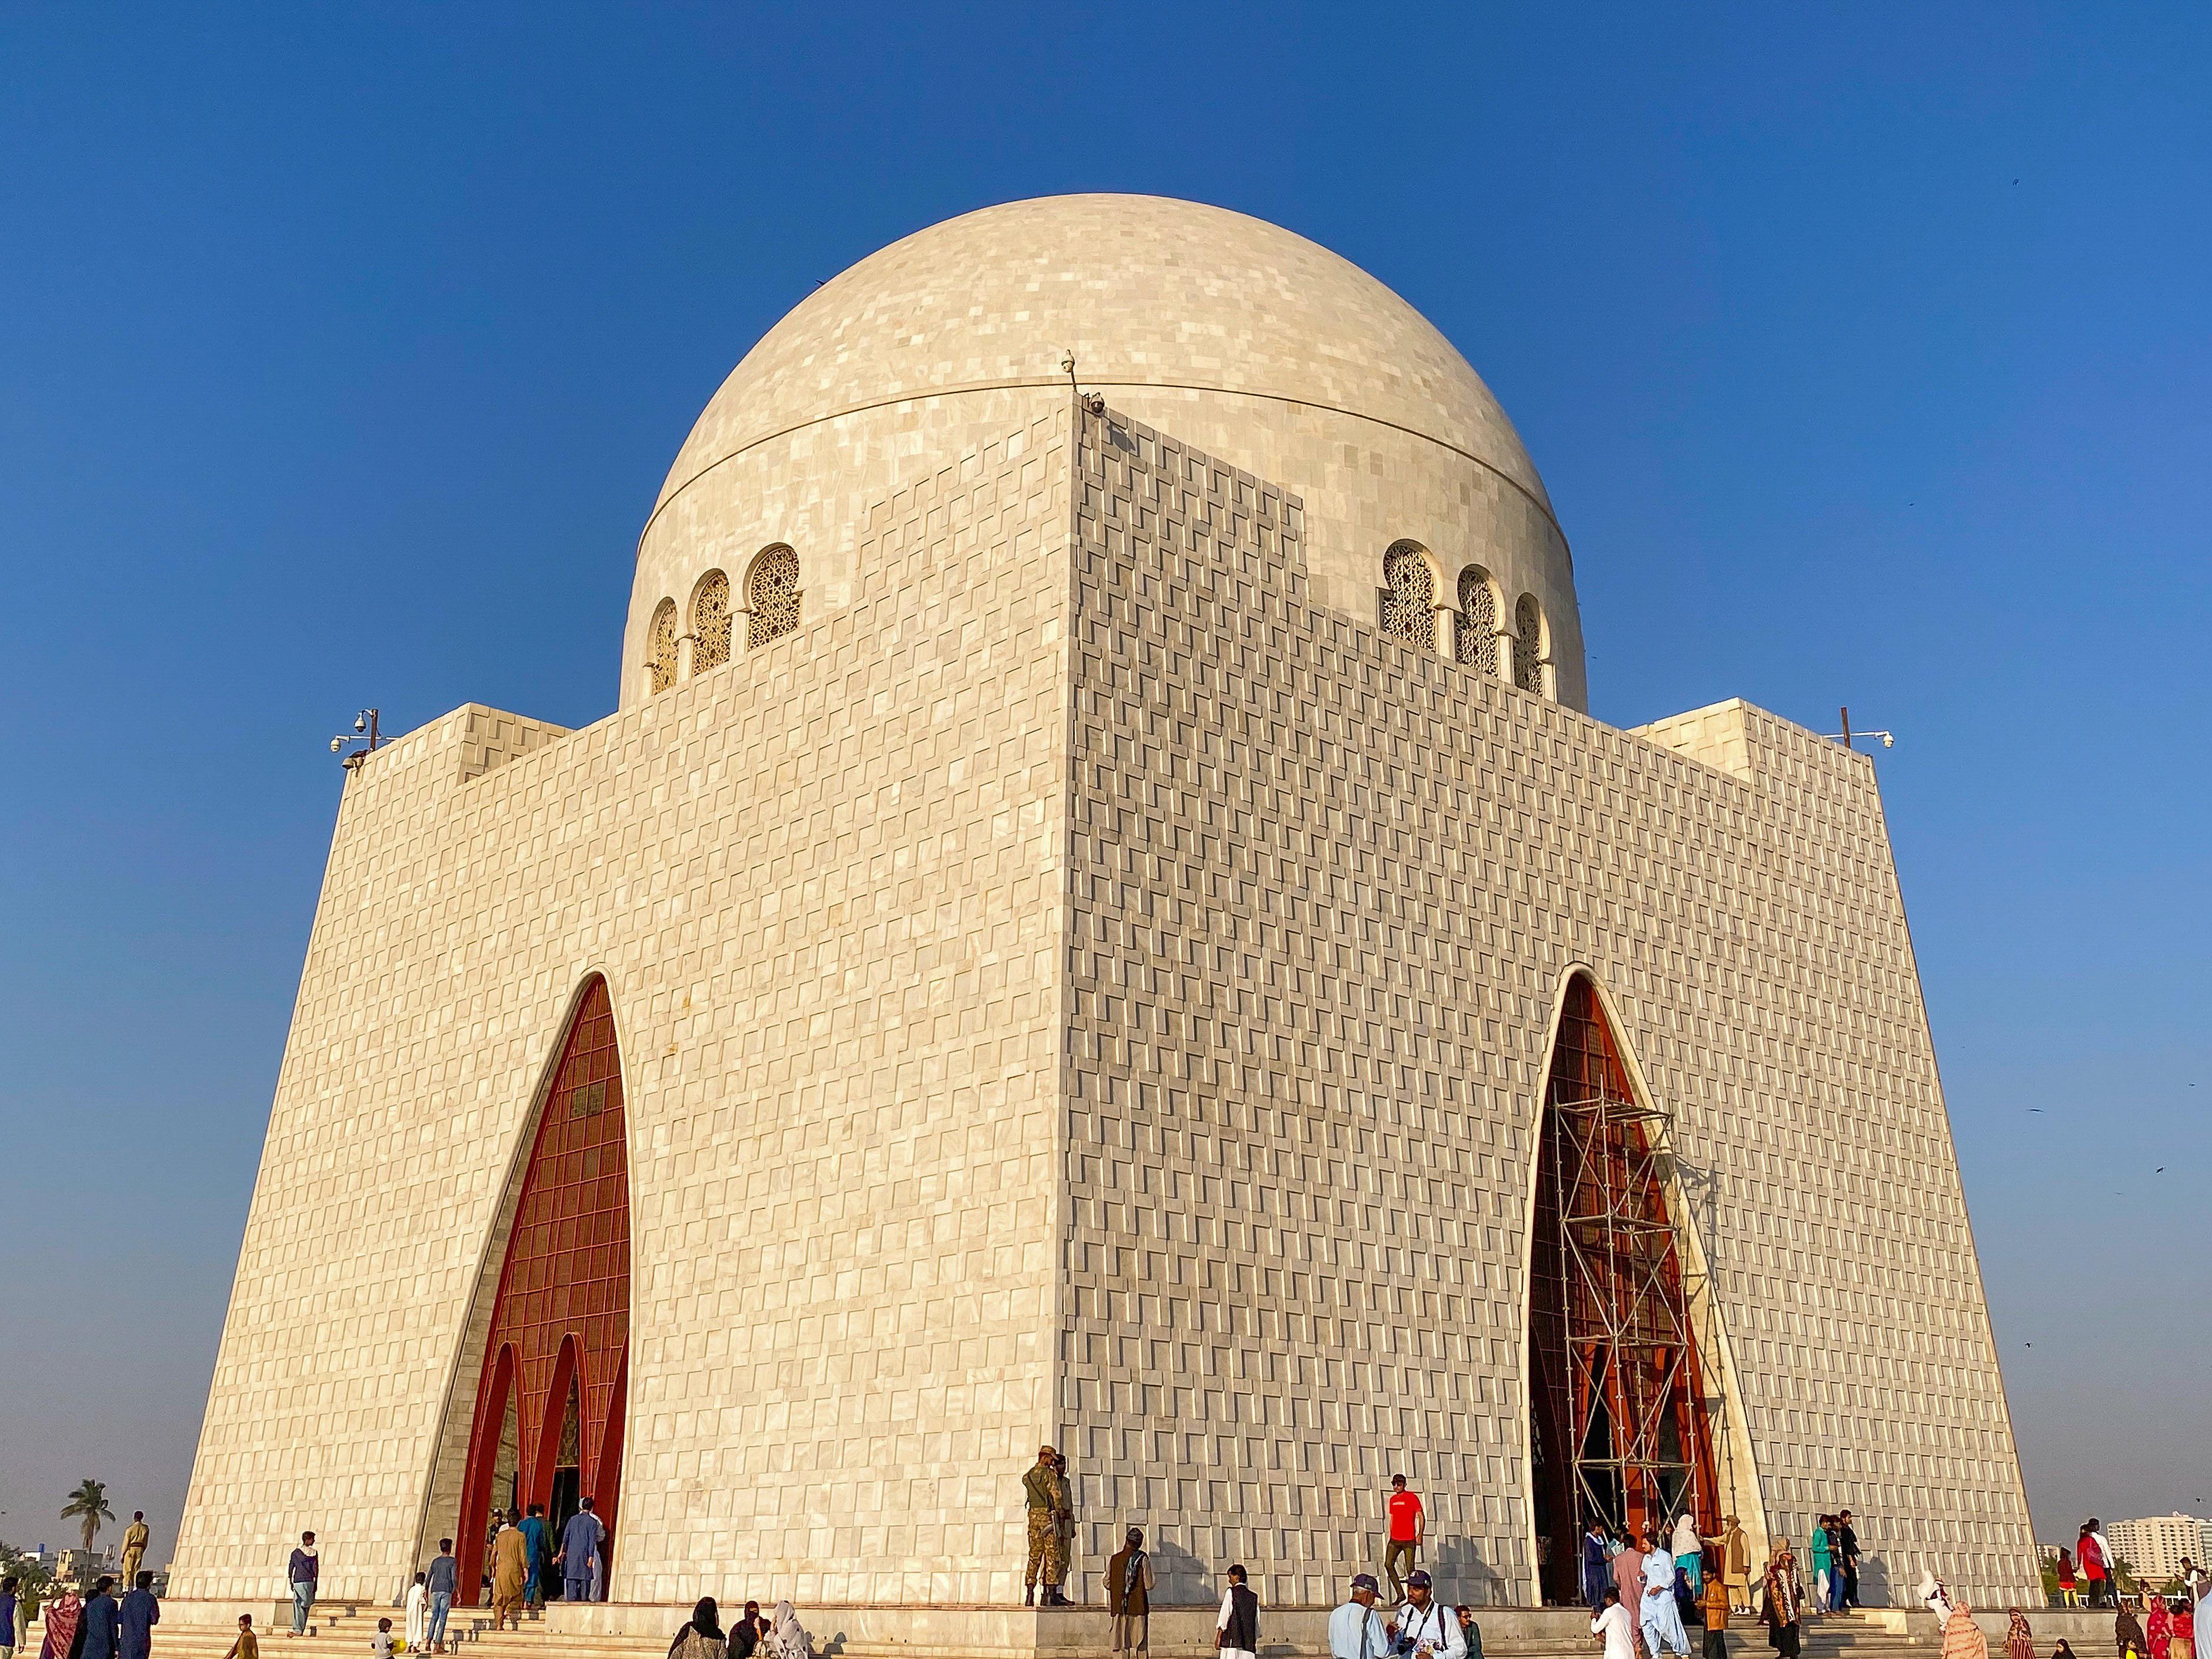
[1530,980,1719,1595]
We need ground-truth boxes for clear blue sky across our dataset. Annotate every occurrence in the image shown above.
[2,3,2205,1567]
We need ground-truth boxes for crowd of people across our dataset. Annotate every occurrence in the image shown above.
[1,1573,161,1659]
[661,1597,811,1659]
[18,1484,2211,1659]
[1918,1551,2209,1659]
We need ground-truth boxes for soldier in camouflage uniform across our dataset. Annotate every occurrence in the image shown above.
[1023,1445,1073,1606]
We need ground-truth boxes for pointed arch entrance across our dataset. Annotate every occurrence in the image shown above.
[1527,975,1719,1602]
[454,977,631,1603]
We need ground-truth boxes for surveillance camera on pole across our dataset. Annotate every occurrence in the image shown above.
[328,708,389,769]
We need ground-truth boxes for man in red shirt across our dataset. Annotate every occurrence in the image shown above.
[1384,1474,1426,1602]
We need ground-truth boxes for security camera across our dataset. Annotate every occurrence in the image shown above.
[1882,733,1894,748]
[331,737,345,754]
[355,714,368,734]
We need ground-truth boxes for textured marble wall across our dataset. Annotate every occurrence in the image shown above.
[1052,409,2036,1608]
[175,401,2034,1617]
[173,411,1076,1607]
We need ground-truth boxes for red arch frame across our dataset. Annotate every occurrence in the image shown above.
[454,980,631,1603]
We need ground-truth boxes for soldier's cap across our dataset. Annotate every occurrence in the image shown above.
[1351,1574,1380,1594]
[1039,1444,1056,1455]
[1407,1570,1433,1589]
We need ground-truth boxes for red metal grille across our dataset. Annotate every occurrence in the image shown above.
[1529,977,1718,1598]
[455,979,630,1601]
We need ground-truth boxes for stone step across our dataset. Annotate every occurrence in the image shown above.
[128,1604,2082,1659]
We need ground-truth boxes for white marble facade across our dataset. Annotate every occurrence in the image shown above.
[172,200,2037,1614]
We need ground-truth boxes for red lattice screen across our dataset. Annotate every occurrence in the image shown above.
[455,978,631,1601]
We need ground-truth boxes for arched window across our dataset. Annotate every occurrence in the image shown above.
[645,598,678,694]
[1380,541,1436,652]
[690,571,731,674]
[746,545,801,651]
[1457,568,1500,674]
[1514,592,1547,695]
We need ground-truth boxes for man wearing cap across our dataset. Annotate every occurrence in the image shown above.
[1331,1574,1391,1659]
[1390,1570,1465,1658]
[1106,1527,1153,1654]
[1022,1445,1071,1607]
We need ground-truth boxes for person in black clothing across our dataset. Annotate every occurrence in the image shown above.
[1837,1513,1860,1610]
[731,1602,765,1659]
[668,1598,724,1659]
[1217,1565,1260,1659]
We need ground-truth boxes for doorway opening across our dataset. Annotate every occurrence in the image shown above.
[452,978,632,1603]
[1528,975,1720,1603]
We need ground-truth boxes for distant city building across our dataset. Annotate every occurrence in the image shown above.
[2107,1515,2210,1585]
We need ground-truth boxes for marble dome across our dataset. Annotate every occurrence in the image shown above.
[627,194,1585,709]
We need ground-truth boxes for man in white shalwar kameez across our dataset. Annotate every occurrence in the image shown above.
[403,1575,428,1652]
[1595,1589,1638,1659]
[1643,1542,1693,1659]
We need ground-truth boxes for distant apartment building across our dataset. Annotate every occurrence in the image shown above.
[2107,1515,2210,1584]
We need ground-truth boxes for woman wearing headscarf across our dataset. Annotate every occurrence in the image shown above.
[1673,1515,1705,1597]
[38,1587,83,1659]
[2171,1595,2196,1659]
[1940,1601,1984,1659]
[668,1598,727,1659]
[2005,1610,2035,1659]
[1760,1541,1804,1659]
[768,1601,809,1659]
[1920,1569,1955,1624]
[2117,1600,2149,1659]
[2150,1598,2173,1659]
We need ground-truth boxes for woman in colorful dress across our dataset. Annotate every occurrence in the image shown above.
[38,1588,82,1659]
[1761,1542,1805,1659]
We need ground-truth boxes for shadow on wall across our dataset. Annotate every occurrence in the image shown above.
[1860,1555,1894,1608]
[1428,1537,1511,1606]
[1146,1537,1220,1606]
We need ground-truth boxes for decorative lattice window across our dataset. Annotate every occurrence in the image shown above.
[645,598,678,694]
[747,546,801,650]
[1380,542,1436,651]
[690,571,731,674]
[1514,592,1546,694]
[1457,568,1499,673]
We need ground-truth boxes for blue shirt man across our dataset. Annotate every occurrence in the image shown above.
[518,1508,549,1601]
[557,1500,605,1601]
[1329,1574,1390,1659]
[119,1575,161,1659]
[80,1582,123,1659]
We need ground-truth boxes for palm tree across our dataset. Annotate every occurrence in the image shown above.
[60,1479,114,1554]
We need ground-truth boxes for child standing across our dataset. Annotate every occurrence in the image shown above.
[1702,1573,1730,1659]
[372,1620,395,1659]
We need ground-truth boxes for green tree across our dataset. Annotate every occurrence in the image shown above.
[59,1480,114,1555]
[1,1538,55,1623]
